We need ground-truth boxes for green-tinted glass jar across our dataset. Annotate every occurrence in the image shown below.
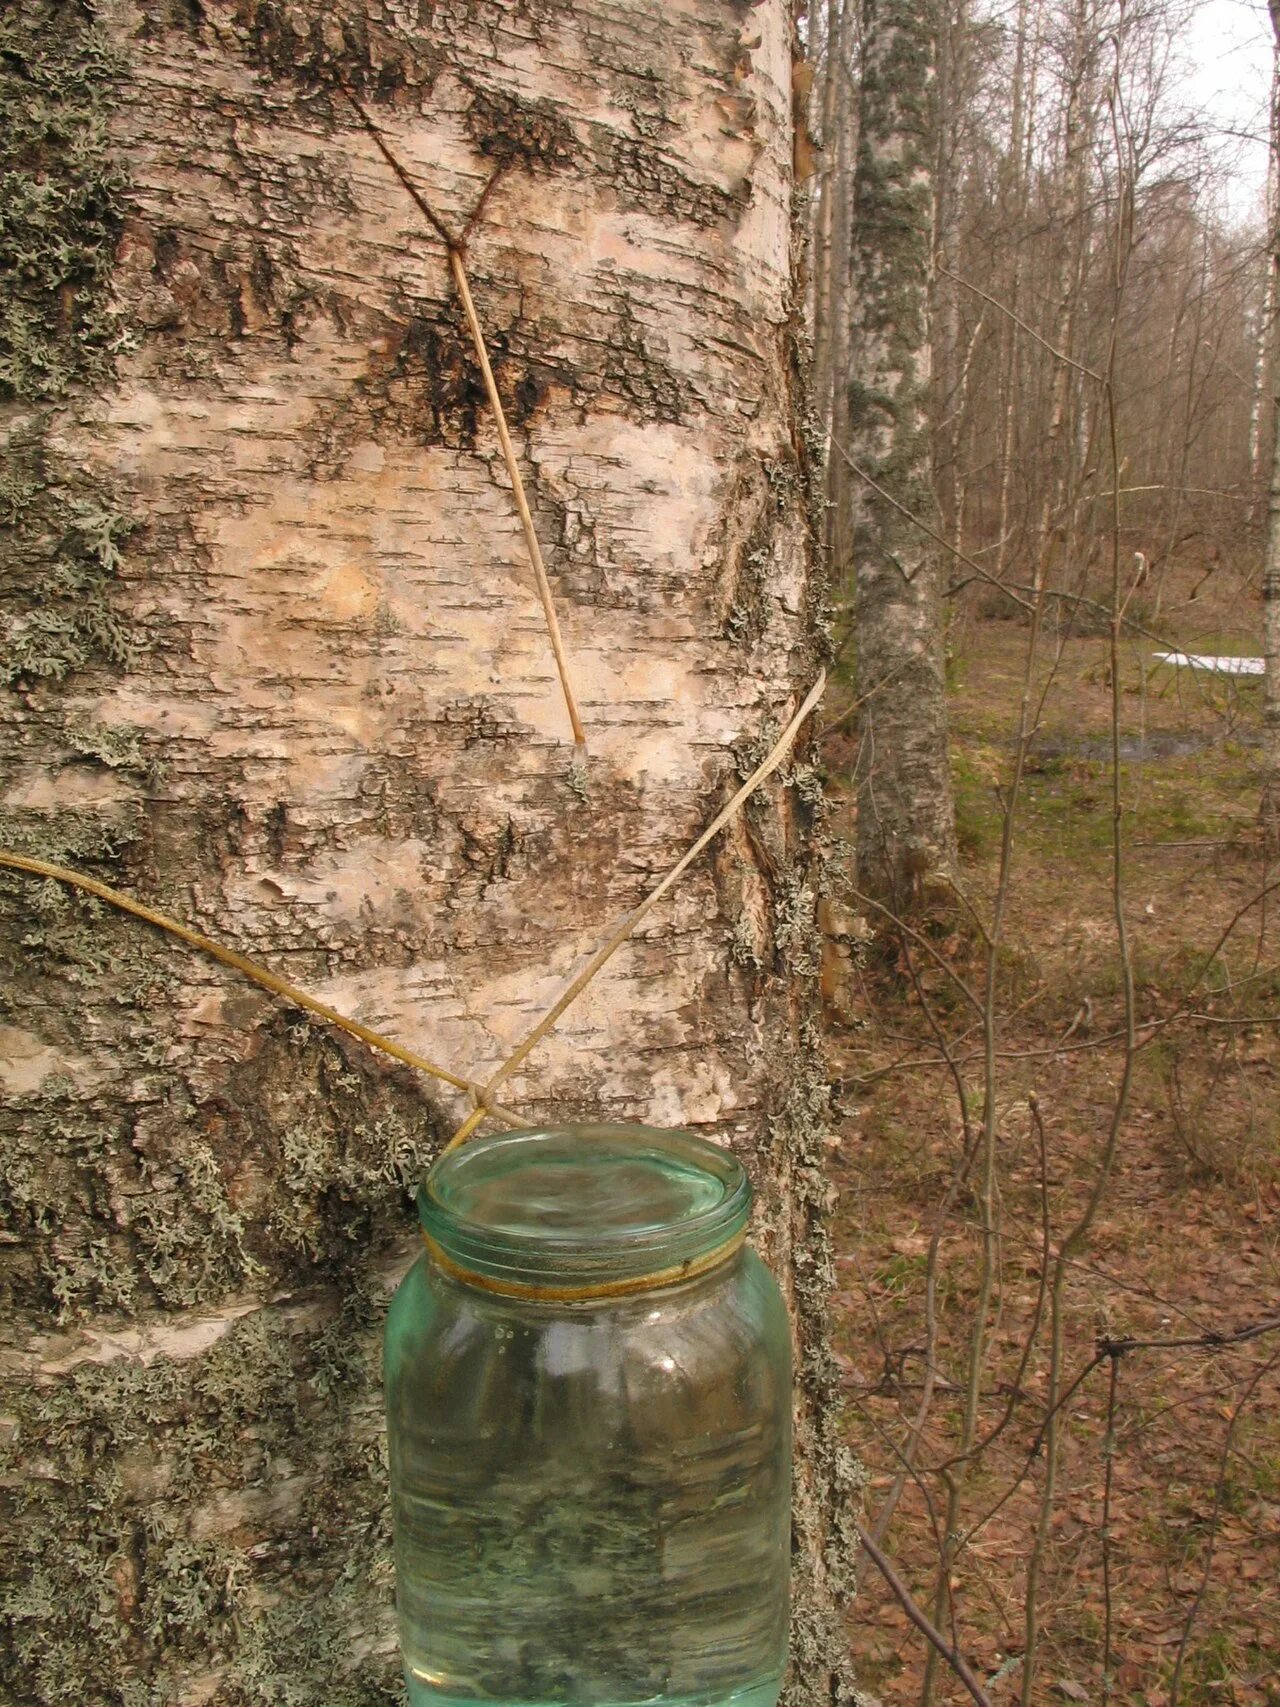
[384,1124,792,1707]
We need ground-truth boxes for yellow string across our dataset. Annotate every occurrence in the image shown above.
[420,1226,748,1300]
[0,851,527,1127]
[449,246,588,755]
[0,670,823,1153]
[441,670,827,1154]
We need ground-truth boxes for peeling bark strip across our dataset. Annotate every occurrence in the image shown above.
[0,3,859,1704]
[846,0,958,904]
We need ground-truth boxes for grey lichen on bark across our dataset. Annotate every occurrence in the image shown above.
[0,0,131,401]
[1,1,860,1702]
[0,0,139,692]
[845,0,958,909]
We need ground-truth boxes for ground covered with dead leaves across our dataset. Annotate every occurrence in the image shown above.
[826,563,1280,1706]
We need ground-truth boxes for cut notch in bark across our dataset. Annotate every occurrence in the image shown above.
[338,81,589,755]
[444,672,828,1150]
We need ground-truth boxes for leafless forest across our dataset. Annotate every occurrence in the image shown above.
[2,0,1278,1703]
[807,0,1280,1700]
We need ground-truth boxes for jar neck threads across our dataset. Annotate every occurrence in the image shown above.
[417,1125,753,1296]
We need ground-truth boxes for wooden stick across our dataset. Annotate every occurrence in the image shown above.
[441,671,827,1151]
[450,247,588,755]
[855,1521,996,1707]
[0,851,527,1126]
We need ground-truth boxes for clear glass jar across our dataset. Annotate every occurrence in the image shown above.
[384,1124,791,1707]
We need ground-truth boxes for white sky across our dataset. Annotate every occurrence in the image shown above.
[1180,0,1271,219]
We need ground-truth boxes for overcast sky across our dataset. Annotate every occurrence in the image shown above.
[1181,0,1271,218]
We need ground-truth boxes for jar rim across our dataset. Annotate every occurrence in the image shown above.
[418,1124,752,1293]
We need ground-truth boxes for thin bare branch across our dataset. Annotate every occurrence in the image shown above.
[855,1522,997,1707]
[937,263,1105,382]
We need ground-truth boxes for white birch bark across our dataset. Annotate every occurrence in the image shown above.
[0,2,859,1700]
[1265,1,1280,851]
[846,0,958,906]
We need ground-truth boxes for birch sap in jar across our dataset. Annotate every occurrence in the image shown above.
[384,1124,792,1707]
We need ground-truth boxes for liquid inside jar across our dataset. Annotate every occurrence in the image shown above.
[384,1127,791,1707]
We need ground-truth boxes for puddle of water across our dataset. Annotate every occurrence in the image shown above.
[1028,729,1261,763]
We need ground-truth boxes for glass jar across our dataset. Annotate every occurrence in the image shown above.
[384,1124,791,1707]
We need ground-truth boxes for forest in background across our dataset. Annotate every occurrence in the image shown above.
[812,0,1267,600]
[805,0,1280,1700]
[2,0,1278,1701]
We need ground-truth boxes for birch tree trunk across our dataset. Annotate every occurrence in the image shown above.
[0,3,860,1702]
[1266,0,1280,853]
[845,0,957,907]
[1251,55,1279,503]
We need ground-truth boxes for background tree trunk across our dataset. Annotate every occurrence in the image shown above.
[1267,0,1280,853]
[845,0,958,907]
[0,2,859,1701]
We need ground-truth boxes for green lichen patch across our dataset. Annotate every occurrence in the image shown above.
[223,1016,439,1279]
[1,422,137,688]
[0,929,439,1317]
[733,735,863,1707]
[0,0,130,403]
[0,800,148,871]
[0,787,437,1323]
[63,718,155,779]
[0,1287,405,1705]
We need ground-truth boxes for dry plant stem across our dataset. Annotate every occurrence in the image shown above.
[936,263,1104,382]
[833,429,1215,663]
[959,1316,1280,1555]
[866,940,978,1547]
[923,426,1050,1707]
[849,887,985,1016]
[826,430,1034,612]
[1167,1347,1280,1702]
[854,1522,996,1707]
[449,247,588,753]
[1022,83,1139,1695]
[338,81,456,248]
[0,851,527,1125]
[817,658,913,742]
[809,0,843,422]
[441,674,827,1149]
[336,81,587,755]
[928,1098,1053,1479]
[849,885,1280,1081]
[852,1401,954,1598]
[460,163,511,243]
[844,1243,900,1396]
[1100,1351,1120,1700]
